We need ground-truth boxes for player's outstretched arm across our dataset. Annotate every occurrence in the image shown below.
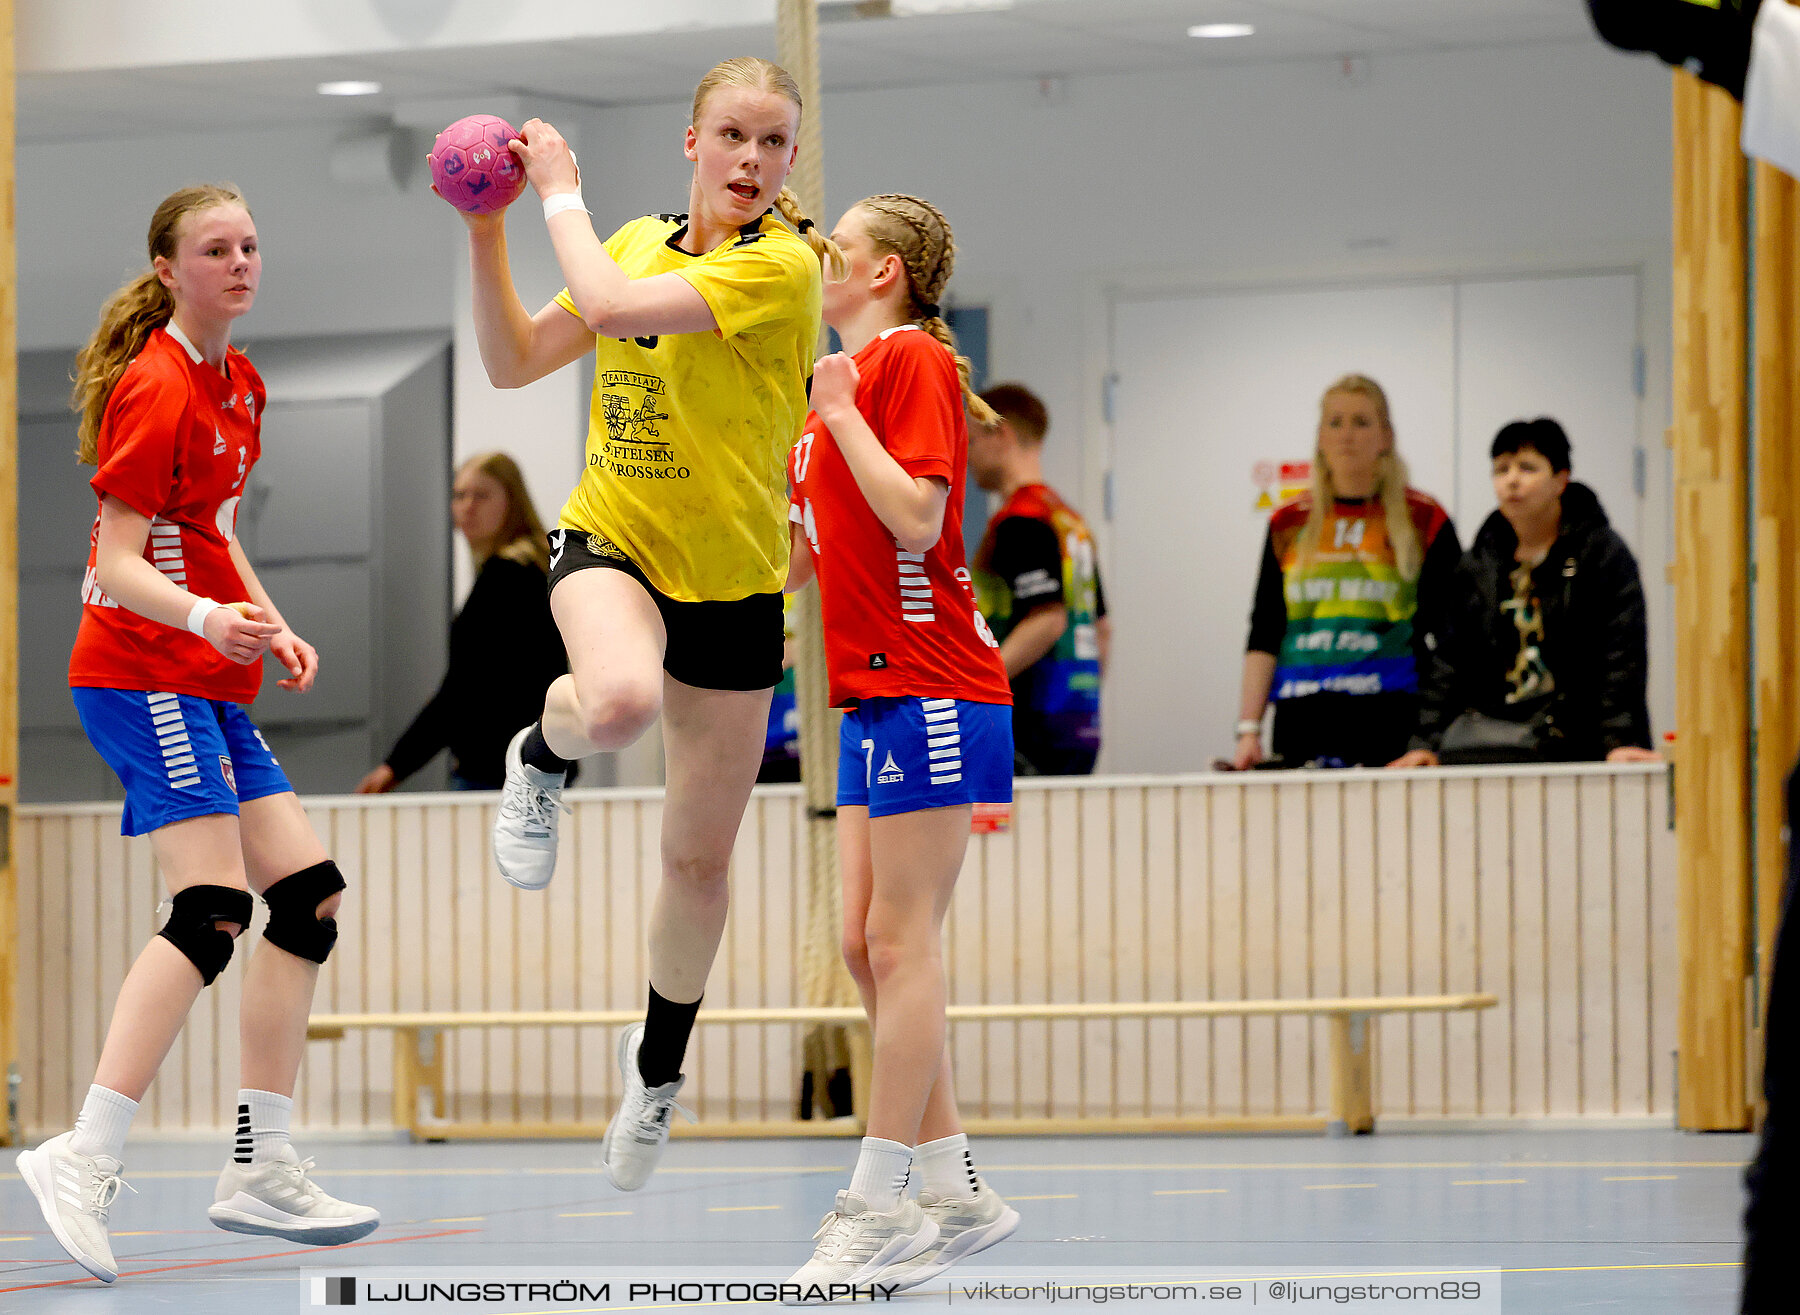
[461,214,594,389]
[512,117,719,341]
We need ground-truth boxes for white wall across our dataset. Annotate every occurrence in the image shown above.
[16,39,1677,761]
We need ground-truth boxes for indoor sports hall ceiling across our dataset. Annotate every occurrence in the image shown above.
[21,0,1597,142]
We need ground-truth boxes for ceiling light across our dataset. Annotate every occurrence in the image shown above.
[318,80,383,97]
[1189,23,1254,39]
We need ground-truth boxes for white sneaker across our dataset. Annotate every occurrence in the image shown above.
[884,1181,1021,1290]
[601,1022,693,1191]
[783,1191,939,1304]
[494,726,567,890]
[16,1132,131,1283]
[207,1145,380,1246]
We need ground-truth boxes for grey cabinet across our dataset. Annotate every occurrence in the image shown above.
[16,333,452,802]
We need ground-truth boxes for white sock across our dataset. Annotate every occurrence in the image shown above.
[69,1084,137,1163]
[235,1089,293,1165]
[915,1133,982,1200]
[848,1136,912,1213]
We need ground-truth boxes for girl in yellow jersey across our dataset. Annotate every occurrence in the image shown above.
[443,57,842,1192]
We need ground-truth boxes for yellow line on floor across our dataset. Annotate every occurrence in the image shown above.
[0,1237,29,1243]
[1008,1193,1078,1201]
[706,1205,781,1213]
[1152,1188,1227,1196]
[430,1216,486,1223]
[1604,1174,1680,1182]
[559,1211,634,1218]
[1452,1179,1527,1186]
[1303,1183,1377,1190]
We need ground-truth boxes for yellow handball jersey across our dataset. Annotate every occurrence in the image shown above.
[555,212,823,603]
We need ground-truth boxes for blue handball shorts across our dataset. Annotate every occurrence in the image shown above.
[836,696,1013,819]
[71,688,294,837]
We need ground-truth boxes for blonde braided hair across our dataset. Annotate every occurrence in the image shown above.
[854,193,996,427]
[692,57,846,280]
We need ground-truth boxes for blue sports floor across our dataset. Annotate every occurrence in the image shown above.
[0,1127,1754,1312]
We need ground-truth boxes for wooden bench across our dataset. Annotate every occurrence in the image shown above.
[307,993,1497,1141]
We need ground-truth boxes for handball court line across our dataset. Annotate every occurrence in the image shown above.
[98,1157,1750,1179]
[0,1227,480,1292]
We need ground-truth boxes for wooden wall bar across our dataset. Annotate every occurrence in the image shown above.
[1671,73,1753,1131]
[14,768,1676,1137]
[1752,157,1800,1104]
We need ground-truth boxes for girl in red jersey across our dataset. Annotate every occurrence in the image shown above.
[16,186,377,1284]
[783,195,1019,1296]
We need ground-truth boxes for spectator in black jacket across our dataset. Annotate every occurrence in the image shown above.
[355,452,568,792]
[1392,419,1659,767]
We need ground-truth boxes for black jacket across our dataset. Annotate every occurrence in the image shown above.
[384,554,567,788]
[1413,482,1651,759]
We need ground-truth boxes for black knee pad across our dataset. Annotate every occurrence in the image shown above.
[262,861,348,964]
[158,885,255,986]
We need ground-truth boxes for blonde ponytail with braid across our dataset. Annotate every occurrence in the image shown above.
[773,186,847,282]
[853,193,996,428]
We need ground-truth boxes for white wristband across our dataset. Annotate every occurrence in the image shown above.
[186,597,222,637]
[1235,719,1263,738]
[542,191,590,222]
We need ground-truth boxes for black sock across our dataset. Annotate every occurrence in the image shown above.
[639,985,701,1087]
[521,722,573,777]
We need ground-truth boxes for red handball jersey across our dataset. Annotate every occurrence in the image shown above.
[68,324,268,704]
[789,326,1011,708]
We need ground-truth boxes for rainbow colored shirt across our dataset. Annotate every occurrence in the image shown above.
[1258,492,1452,701]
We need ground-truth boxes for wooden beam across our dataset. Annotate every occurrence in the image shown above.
[303,994,1499,1035]
[1671,71,1753,1131]
[1752,155,1800,1126]
[0,0,18,1150]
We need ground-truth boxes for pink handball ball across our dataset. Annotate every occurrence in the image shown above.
[429,115,526,214]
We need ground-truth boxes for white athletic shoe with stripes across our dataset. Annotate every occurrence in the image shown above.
[207,1145,380,1246]
[783,1191,940,1303]
[602,1022,694,1191]
[16,1131,130,1283]
[493,726,566,890]
[883,1181,1021,1290]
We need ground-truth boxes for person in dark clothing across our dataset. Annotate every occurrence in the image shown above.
[1584,8,1795,1308]
[1393,419,1658,767]
[969,383,1110,776]
[1235,374,1461,770]
[355,452,567,792]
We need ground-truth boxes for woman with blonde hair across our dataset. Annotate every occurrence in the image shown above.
[1231,374,1460,769]
[442,55,841,1192]
[355,451,568,792]
[783,194,1018,1293]
[17,184,377,1283]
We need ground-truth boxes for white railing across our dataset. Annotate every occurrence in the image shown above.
[14,764,1674,1135]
